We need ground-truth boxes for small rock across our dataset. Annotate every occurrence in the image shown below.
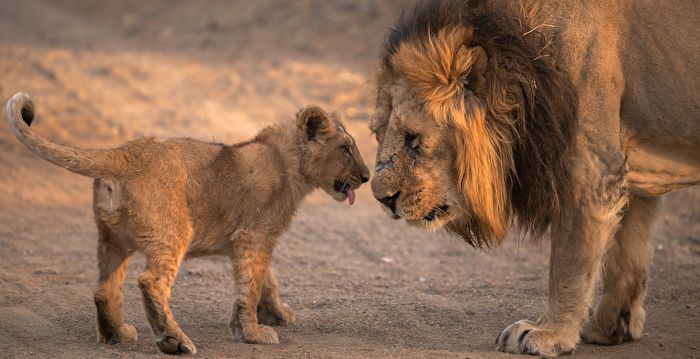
[206,20,220,32]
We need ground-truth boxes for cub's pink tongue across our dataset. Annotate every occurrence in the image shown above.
[347,188,356,205]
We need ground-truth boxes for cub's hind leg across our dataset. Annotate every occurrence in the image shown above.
[229,230,279,344]
[582,195,658,344]
[138,224,196,354]
[94,221,137,344]
[257,269,295,326]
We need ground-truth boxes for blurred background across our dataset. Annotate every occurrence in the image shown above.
[0,1,698,358]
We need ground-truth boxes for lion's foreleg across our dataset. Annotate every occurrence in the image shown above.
[257,269,295,326]
[229,231,280,344]
[497,153,628,356]
[582,195,658,344]
[545,196,626,341]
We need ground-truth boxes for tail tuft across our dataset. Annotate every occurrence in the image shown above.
[20,101,34,126]
[6,92,118,178]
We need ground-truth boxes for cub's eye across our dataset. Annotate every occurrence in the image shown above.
[404,132,421,158]
[340,145,351,156]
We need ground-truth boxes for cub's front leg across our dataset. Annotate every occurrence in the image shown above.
[258,269,295,326]
[228,230,279,344]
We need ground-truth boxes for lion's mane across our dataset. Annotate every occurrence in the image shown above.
[380,0,578,246]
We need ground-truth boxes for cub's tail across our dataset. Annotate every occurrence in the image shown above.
[6,92,119,178]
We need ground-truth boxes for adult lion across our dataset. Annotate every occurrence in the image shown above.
[370,0,700,356]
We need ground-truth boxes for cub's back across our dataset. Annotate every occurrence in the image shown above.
[92,137,222,226]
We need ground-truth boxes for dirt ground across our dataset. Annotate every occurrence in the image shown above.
[0,1,698,358]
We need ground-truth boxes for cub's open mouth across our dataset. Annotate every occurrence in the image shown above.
[423,204,450,222]
[334,179,356,205]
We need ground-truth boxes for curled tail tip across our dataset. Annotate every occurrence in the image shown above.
[7,92,35,127]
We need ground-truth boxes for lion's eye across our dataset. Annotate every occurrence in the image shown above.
[340,145,351,157]
[404,132,421,158]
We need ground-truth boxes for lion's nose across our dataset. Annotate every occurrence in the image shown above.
[361,175,369,183]
[377,191,400,212]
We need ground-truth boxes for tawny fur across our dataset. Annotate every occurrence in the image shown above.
[6,93,370,354]
[370,0,700,356]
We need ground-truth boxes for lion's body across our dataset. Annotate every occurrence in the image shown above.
[6,95,369,354]
[538,0,700,196]
[92,135,305,260]
[371,0,699,356]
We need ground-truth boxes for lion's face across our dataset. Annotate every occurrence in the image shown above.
[369,26,509,240]
[370,18,577,245]
[369,1,577,249]
[297,106,370,204]
[370,78,463,229]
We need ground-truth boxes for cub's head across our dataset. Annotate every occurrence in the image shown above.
[297,105,370,205]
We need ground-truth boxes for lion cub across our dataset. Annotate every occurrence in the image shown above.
[6,93,370,354]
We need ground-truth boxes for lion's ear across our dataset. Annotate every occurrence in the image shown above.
[297,105,334,142]
[460,45,488,97]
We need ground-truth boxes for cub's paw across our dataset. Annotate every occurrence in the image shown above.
[258,303,295,326]
[581,307,645,344]
[156,333,197,355]
[495,320,577,357]
[99,324,138,345]
[233,324,280,344]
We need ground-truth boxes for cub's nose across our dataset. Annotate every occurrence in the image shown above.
[377,191,400,213]
[361,175,369,183]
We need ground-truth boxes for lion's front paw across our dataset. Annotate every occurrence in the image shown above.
[496,320,577,357]
[581,306,645,344]
[155,333,197,355]
[99,324,138,345]
[232,323,280,344]
[259,303,295,326]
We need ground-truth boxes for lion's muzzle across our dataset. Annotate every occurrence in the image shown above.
[376,191,400,215]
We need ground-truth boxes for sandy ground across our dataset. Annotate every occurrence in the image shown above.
[0,1,698,358]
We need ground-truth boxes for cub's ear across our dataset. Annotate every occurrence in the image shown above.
[297,105,334,142]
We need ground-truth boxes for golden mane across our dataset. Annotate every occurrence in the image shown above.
[391,26,512,241]
[381,0,577,246]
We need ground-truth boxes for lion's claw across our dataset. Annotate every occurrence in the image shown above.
[156,334,197,355]
[496,320,576,357]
